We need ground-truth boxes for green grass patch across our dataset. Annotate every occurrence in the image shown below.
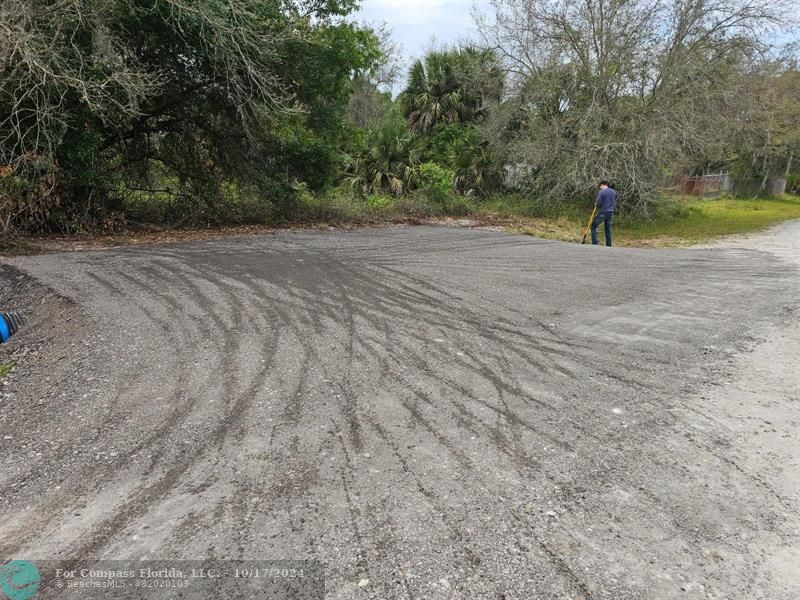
[292,186,479,223]
[618,195,800,244]
[488,195,800,247]
[477,194,589,221]
[0,362,14,379]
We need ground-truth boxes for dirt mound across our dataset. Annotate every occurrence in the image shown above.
[0,264,88,390]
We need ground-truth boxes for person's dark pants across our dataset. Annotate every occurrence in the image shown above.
[591,211,613,246]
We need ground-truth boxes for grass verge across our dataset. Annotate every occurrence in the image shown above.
[5,193,798,253]
[494,195,800,247]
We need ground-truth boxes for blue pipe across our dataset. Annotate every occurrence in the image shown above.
[0,312,23,343]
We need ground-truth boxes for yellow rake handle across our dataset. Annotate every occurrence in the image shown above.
[582,206,598,244]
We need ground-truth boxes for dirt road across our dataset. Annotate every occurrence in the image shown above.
[1,223,798,599]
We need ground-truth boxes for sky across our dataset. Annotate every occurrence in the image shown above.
[355,1,800,60]
[353,1,492,65]
[352,1,800,93]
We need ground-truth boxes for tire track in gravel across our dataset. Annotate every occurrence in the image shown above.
[278,243,794,597]
[367,413,595,599]
[181,256,349,561]
[94,261,234,432]
[362,255,792,482]
[4,247,741,586]
[337,261,605,398]
[136,258,292,558]
[36,256,272,562]
[0,266,201,556]
[338,260,581,461]
[323,257,366,452]
[194,250,581,593]
[263,255,602,595]
[3,225,797,599]
[300,255,580,461]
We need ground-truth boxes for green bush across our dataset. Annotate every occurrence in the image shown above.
[345,119,422,196]
[1,0,379,235]
[291,187,405,223]
[417,162,455,210]
[364,194,394,211]
[410,163,476,216]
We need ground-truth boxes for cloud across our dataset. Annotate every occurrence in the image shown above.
[357,0,465,27]
[355,0,484,55]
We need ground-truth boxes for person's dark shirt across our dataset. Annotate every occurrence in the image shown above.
[595,187,617,212]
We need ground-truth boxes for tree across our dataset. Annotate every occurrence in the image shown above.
[346,23,402,129]
[345,119,422,195]
[0,0,380,232]
[731,64,800,191]
[400,47,504,133]
[475,0,793,213]
[447,128,499,194]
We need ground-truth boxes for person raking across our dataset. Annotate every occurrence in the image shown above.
[591,180,617,247]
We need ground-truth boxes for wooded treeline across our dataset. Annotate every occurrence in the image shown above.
[1,0,798,236]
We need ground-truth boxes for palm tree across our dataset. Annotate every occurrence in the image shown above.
[402,51,474,132]
[345,120,422,195]
[401,48,504,133]
[448,130,498,194]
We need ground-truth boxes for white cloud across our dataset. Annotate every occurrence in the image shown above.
[358,1,464,25]
[354,0,486,55]
[352,0,493,92]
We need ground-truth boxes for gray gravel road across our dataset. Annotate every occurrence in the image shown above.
[1,224,798,599]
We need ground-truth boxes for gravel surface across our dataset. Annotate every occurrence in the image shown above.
[1,222,798,599]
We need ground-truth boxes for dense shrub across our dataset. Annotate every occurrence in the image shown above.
[1,0,381,236]
[345,120,422,196]
[417,163,454,208]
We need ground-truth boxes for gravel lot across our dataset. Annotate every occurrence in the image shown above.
[1,222,798,599]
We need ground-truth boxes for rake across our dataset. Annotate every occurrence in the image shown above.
[581,206,598,244]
